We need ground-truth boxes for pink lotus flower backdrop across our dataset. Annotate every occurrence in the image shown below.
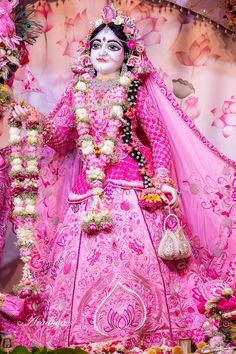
[0,0,236,290]
[14,0,235,159]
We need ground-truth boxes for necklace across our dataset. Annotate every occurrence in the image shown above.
[89,77,118,91]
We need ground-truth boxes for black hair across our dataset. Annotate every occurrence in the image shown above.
[89,22,129,54]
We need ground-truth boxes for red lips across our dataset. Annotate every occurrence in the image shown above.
[97,58,107,63]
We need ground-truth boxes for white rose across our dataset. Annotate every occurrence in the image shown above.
[27,160,37,166]
[110,105,123,119]
[11,165,22,173]
[26,165,39,173]
[82,214,92,223]
[81,140,94,155]
[92,187,103,196]
[14,197,23,206]
[14,206,24,214]
[203,321,210,330]
[27,130,39,138]
[27,137,38,145]
[25,198,36,205]
[25,204,36,214]
[9,135,21,144]
[119,75,131,87]
[101,209,110,217]
[76,108,88,119]
[100,140,115,155]
[86,168,105,181]
[75,81,87,92]
[94,214,102,223]
[113,16,124,25]
[12,158,22,166]
[9,127,21,135]
[18,227,34,238]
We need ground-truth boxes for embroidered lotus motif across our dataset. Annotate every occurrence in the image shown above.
[94,281,146,336]
[106,305,139,331]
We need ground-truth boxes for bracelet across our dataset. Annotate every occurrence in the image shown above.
[151,176,176,189]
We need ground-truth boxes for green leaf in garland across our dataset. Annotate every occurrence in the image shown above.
[31,347,48,353]
[49,349,87,354]
[11,345,30,354]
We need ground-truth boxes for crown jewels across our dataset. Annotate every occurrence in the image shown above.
[77,5,145,55]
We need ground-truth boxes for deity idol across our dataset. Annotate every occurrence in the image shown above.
[1,5,236,351]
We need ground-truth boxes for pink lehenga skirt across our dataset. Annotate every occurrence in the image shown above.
[16,182,203,348]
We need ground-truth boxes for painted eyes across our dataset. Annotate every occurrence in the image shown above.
[108,43,121,51]
[91,41,101,50]
[91,41,122,52]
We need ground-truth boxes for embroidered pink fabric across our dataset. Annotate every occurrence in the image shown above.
[1,58,236,349]
[42,82,172,196]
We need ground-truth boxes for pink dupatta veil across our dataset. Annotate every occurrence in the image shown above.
[1,56,236,343]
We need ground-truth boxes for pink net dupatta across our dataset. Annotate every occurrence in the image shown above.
[0,142,82,321]
[31,146,83,284]
[144,65,236,281]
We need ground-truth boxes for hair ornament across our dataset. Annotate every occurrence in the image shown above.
[73,5,150,76]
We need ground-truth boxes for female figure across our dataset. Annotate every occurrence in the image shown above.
[3,5,236,350]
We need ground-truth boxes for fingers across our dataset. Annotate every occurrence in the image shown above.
[12,104,29,120]
[161,189,179,208]
[169,193,179,208]
[160,192,169,204]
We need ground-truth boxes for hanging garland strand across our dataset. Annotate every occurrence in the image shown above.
[8,105,41,296]
[121,80,170,212]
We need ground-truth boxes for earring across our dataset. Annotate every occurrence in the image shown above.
[121,62,128,74]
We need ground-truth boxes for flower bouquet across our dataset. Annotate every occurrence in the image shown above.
[198,287,236,348]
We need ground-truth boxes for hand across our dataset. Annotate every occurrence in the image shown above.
[12,103,29,121]
[161,184,179,208]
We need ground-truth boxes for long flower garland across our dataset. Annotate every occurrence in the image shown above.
[73,72,133,234]
[8,105,41,296]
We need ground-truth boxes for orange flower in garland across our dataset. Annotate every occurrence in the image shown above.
[139,192,164,212]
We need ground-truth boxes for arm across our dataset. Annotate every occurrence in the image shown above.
[12,82,76,152]
[136,85,178,206]
[136,85,171,178]
[41,82,75,151]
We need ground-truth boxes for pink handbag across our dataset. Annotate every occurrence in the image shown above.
[158,213,191,261]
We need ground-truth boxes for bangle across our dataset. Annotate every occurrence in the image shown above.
[152,176,176,189]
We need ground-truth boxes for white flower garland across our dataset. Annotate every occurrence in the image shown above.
[73,72,133,234]
[8,106,41,295]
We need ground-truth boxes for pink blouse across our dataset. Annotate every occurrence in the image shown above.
[42,81,172,195]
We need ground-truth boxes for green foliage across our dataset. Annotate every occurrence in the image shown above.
[12,345,30,353]
[0,347,87,354]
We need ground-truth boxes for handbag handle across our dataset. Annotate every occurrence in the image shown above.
[163,213,180,231]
